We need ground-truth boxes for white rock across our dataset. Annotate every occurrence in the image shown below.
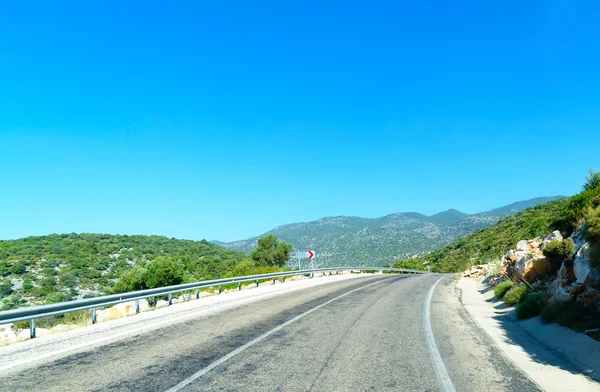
[550,285,571,303]
[546,230,563,242]
[573,243,592,284]
[557,262,569,279]
[0,324,17,343]
[138,299,150,312]
[571,229,586,253]
[540,240,549,251]
[155,300,169,309]
[516,240,529,251]
[515,256,528,275]
[113,302,137,316]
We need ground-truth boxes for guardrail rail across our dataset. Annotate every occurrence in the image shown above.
[0,266,428,338]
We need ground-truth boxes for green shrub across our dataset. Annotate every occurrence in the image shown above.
[516,292,549,320]
[505,285,528,306]
[582,207,600,245]
[494,281,515,299]
[584,168,600,192]
[542,238,575,270]
[541,301,600,332]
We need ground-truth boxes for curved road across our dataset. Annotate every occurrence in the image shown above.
[0,274,541,391]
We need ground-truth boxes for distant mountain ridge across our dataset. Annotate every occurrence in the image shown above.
[218,196,564,267]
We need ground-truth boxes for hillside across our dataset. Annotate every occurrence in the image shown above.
[410,178,600,273]
[220,196,563,267]
[0,234,250,310]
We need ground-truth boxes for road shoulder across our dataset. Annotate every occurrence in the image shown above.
[457,277,600,391]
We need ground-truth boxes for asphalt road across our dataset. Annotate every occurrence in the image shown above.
[0,274,541,392]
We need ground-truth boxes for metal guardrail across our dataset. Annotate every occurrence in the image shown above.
[0,266,427,338]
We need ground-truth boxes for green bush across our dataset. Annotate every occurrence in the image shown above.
[516,292,549,320]
[505,285,528,306]
[584,168,600,192]
[542,238,575,270]
[541,301,600,332]
[582,207,600,245]
[494,281,515,299]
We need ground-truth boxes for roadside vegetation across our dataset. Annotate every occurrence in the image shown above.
[0,233,293,311]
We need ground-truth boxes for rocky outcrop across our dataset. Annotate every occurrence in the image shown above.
[462,229,600,313]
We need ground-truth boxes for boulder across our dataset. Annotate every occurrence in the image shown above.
[107,307,124,320]
[571,229,586,253]
[545,230,563,242]
[576,287,600,306]
[550,284,572,303]
[540,240,550,251]
[557,262,569,279]
[526,239,543,251]
[515,256,528,275]
[523,256,552,281]
[138,299,150,312]
[155,300,169,309]
[509,250,527,262]
[0,323,17,343]
[113,302,136,317]
[573,243,592,283]
[584,268,600,291]
[516,240,529,252]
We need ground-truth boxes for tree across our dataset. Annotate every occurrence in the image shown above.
[250,234,293,267]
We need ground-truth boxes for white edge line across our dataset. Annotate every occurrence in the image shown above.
[0,275,366,373]
[423,275,457,392]
[164,278,387,392]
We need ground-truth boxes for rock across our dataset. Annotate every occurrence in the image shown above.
[113,302,136,317]
[585,268,600,291]
[523,256,552,280]
[557,262,569,279]
[108,307,124,320]
[550,284,572,303]
[545,230,563,242]
[573,243,591,283]
[576,287,600,305]
[96,309,110,323]
[16,329,31,341]
[138,299,150,312]
[540,240,550,251]
[571,229,586,253]
[526,239,543,251]
[515,256,528,275]
[509,250,527,262]
[155,300,169,309]
[516,240,529,252]
[0,324,17,343]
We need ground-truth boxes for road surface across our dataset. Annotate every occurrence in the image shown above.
[0,274,541,391]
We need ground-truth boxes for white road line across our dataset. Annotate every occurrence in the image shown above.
[164,278,388,392]
[423,275,457,392]
[0,280,354,374]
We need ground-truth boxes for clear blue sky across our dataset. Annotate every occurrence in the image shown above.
[1,1,599,242]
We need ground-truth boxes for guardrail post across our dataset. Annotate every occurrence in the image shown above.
[168,293,172,306]
[282,276,285,282]
[91,307,97,324]
[272,277,276,284]
[196,289,200,299]
[311,272,314,278]
[135,300,140,314]
[30,319,36,339]
[218,285,223,294]
[255,279,259,287]
[238,282,242,291]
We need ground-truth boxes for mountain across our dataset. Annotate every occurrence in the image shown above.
[418,185,600,272]
[219,196,565,267]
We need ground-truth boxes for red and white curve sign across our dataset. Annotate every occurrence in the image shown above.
[307,250,315,259]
